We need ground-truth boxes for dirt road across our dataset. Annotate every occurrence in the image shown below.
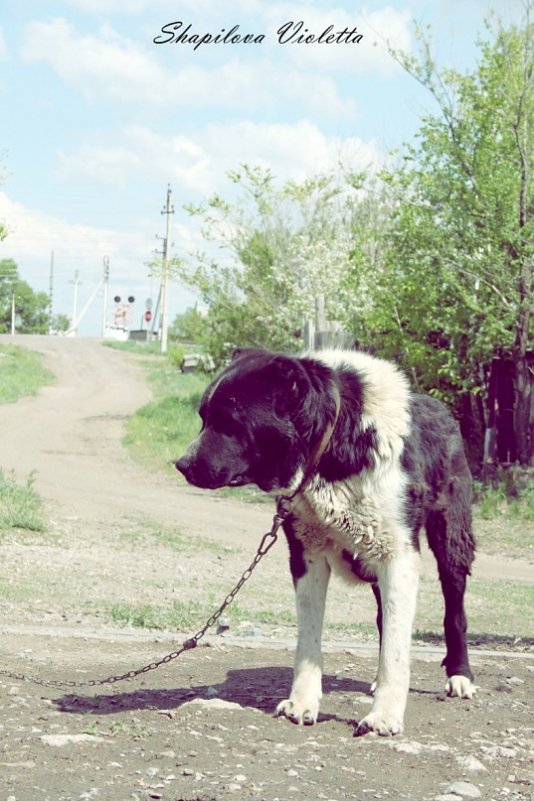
[0,335,532,801]
[0,335,274,540]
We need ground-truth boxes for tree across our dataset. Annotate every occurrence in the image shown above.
[50,313,70,334]
[176,165,363,363]
[359,13,534,466]
[168,306,207,343]
[0,259,50,334]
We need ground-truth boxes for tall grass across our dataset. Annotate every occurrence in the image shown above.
[0,470,46,533]
[0,344,53,403]
[474,480,534,522]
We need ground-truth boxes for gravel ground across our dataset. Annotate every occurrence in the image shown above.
[1,628,533,801]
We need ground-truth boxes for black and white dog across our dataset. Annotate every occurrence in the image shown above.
[175,348,476,736]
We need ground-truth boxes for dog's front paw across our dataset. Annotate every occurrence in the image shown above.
[446,675,477,699]
[354,709,404,737]
[275,697,319,726]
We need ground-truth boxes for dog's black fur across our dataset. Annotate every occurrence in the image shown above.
[176,347,476,735]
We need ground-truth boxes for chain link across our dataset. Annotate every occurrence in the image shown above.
[0,514,283,691]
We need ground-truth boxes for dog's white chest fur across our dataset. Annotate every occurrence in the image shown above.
[289,476,401,572]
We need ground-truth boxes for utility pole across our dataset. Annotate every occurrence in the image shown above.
[160,184,174,355]
[101,256,110,338]
[11,292,15,336]
[48,251,54,334]
[70,270,81,336]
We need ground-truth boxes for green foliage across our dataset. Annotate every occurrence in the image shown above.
[0,470,46,533]
[0,259,51,333]
[367,18,534,406]
[167,344,186,369]
[168,306,207,344]
[0,344,54,403]
[50,313,70,333]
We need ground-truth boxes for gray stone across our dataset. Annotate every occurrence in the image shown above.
[41,733,105,747]
[446,780,482,798]
[180,698,247,712]
[455,755,487,772]
[391,740,423,755]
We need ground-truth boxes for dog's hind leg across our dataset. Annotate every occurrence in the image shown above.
[426,492,476,698]
[275,548,331,725]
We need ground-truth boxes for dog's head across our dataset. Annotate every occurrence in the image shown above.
[175,348,334,493]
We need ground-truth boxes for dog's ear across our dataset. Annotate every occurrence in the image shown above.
[265,355,311,414]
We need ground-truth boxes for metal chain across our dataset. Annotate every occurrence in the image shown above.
[0,513,283,691]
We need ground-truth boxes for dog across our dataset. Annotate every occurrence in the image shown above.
[175,347,476,736]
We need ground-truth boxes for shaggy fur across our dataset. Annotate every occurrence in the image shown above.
[176,347,476,736]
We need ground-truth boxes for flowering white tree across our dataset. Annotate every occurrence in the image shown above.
[176,165,379,361]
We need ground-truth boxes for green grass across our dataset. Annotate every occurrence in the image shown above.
[0,470,46,533]
[474,478,534,522]
[151,527,240,555]
[124,366,208,470]
[104,571,534,645]
[103,339,166,356]
[108,597,296,632]
[109,599,208,629]
[0,343,53,403]
[103,339,200,358]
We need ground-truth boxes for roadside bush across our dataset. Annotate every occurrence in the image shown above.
[167,344,186,369]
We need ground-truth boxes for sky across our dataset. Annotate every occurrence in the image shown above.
[0,0,523,337]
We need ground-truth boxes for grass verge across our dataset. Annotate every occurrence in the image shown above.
[0,470,46,533]
[0,343,53,403]
[123,363,208,470]
[105,570,534,645]
[103,339,165,357]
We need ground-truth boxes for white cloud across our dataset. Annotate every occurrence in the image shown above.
[202,120,384,184]
[19,16,364,118]
[57,121,384,197]
[21,18,165,101]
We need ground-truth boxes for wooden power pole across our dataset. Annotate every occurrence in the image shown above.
[160,184,174,355]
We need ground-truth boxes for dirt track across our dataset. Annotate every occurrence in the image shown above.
[0,335,532,801]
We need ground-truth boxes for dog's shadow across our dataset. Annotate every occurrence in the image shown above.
[54,666,370,721]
